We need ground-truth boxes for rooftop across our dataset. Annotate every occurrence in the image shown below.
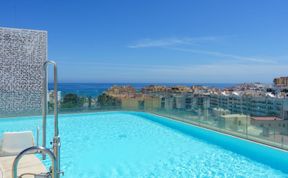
[251,116,282,121]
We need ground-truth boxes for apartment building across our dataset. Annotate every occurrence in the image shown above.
[274,77,288,87]
[210,93,288,119]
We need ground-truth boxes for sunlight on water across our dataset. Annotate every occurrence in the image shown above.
[0,112,287,178]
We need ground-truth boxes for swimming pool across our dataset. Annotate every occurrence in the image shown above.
[0,112,288,177]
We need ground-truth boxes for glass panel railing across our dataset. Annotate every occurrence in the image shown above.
[138,93,288,150]
[1,88,288,150]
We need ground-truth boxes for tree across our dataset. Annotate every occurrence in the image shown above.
[267,88,276,95]
[61,93,84,109]
[281,89,288,93]
[97,93,121,108]
[88,96,92,108]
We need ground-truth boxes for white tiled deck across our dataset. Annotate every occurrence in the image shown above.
[0,154,46,178]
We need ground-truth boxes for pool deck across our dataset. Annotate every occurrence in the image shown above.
[0,154,46,178]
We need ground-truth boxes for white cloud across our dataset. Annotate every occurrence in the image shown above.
[128,36,217,48]
[168,47,278,64]
[128,37,281,64]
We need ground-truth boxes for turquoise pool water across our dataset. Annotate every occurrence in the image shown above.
[0,112,288,178]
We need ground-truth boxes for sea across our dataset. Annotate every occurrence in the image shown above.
[48,83,237,97]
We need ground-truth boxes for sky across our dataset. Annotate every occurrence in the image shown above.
[1,0,288,83]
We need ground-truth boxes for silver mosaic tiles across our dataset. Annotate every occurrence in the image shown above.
[0,27,47,117]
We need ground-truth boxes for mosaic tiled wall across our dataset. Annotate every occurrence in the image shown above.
[0,27,47,117]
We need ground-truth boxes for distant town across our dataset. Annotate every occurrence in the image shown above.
[48,77,288,138]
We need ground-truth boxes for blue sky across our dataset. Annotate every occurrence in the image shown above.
[1,0,288,83]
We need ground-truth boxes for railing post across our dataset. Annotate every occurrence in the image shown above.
[246,116,248,138]
[42,62,48,160]
[42,61,61,178]
[12,146,57,178]
[37,127,40,147]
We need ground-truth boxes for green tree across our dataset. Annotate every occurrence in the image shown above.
[88,96,92,108]
[48,102,54,112]
[61,93,84,109]
[97,93,121,108]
